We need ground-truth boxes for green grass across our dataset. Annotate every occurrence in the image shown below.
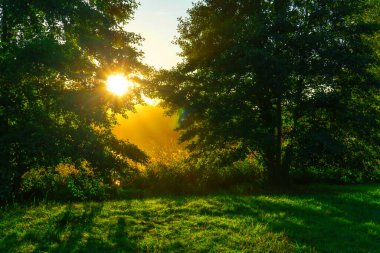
[0,185,379,253]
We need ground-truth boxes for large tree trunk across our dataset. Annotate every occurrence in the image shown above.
[266,131,277,184]
[267,97,289,186]
[261,96,286,185]
[276,97,289,184]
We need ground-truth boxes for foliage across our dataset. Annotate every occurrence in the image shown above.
[0,0,148,202]
[20,162,110,201]
[136,148,265,195]
[150,0,380,185]
[190,149,265,192]
[1,185,379,252]
[292,165,380,184]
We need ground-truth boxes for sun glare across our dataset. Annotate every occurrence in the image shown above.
[142,93,160,106]
[106,74,134,96]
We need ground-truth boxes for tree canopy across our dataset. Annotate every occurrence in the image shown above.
[152,0,380,184]
[0,0,147,201]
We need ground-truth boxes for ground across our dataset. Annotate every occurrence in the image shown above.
[0,185,379,252]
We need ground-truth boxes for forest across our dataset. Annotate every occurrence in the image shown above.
[0,0,379,252]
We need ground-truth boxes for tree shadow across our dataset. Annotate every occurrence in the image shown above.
[0,205,38,253]
[18,202,141,253]
[107,217,138,251]
[213,188,380,252]
[24,202,107,252]
[1,186,378,252]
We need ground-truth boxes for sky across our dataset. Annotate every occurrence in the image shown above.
[127,0,194,69]
[115,1,194,155]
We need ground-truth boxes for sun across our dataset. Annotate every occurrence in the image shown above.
[106,74,134,96]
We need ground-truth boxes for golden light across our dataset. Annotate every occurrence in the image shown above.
[106,74,134,96]
[142,93,161,106]
[114,180,121,186]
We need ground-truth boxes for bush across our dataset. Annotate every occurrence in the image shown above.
[290,135,380,184]
[291,165,380,184]
[195,158,265,193]
[134,148,265,195]
[20,161,110,201]
[134,160,196,195]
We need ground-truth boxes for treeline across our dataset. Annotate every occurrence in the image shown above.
[1,0,379,203]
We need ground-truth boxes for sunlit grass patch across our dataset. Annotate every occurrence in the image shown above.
[0,184,379,252]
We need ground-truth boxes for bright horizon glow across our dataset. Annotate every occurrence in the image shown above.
[112,1,191,157]
[106,74,133,96]
[127,0,193,69]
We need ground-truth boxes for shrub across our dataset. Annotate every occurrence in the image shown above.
[291,164,380,184]
[20,167,54,199]
[192,154,265,192]
[20,161,109,201]
[135,147,265,195]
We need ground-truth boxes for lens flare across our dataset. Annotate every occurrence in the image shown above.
[177,108,187,127]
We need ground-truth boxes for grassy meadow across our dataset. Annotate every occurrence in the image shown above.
[0,184,379,253]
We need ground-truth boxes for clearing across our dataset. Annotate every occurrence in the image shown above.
[0,185,379,252]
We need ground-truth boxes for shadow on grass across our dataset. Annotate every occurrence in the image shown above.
[0,202,136,253]
[28,203,109,252]
[215,187,379,252]
[0,185,378,252]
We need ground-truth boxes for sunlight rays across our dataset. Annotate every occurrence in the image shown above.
[106,74,134,96]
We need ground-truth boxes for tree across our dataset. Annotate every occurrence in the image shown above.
[152,0,380,184]
[0,0,147,202]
